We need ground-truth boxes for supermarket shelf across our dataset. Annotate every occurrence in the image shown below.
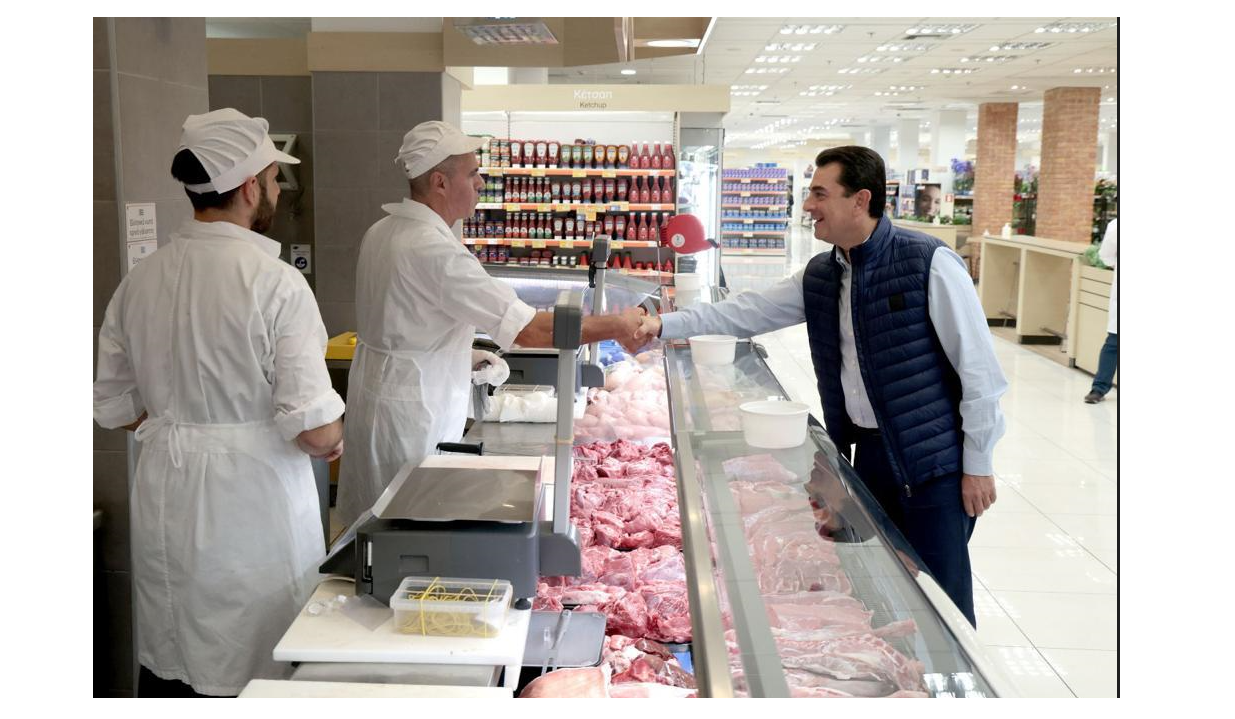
[720,177,789,184]
[722,204,787,209]
[721,231,788,237]
[722,248,786,256]
[480,262,671,278]
[476,202,676,212]
[722,191,788,196]
[480,167,676,178]
[464,238,661,248]
[720,217,791,224]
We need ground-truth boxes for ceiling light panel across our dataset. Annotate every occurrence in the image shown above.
[855,55,907,64]
[1036,22,1116,34]
[874,42,935,53]
[904,24,979,37]
[754,55,802,63]
[765,42,816,52]
[745,67,790,74]
[930,68,978,75]
[798,84,853,97]
[959,55,1019,63]
[989,42,1053,52]
[1073,67,1116,74]
[780,24,845,35]
[837,67,886,75]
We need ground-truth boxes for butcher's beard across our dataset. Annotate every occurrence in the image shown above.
[250,182,276,235]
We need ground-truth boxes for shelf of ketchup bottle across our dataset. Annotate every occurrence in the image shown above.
[464,210,674,243]
[480,139,675,171]
[484,174,674,205]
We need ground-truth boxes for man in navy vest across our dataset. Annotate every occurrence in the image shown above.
[638,146,1007,626]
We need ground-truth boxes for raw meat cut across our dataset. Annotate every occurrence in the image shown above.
[518,667,609,698]
[723,454,800,484]
[605,634,695,689]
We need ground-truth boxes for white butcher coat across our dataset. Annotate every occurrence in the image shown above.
[335,199,535,527]
[93,219,345,695]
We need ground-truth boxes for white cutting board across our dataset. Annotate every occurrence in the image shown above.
[273,578,531,665]
[239,679,513,698]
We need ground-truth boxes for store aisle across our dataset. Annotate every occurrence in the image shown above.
[747,225,1118,697]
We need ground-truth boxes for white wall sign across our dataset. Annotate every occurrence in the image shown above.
[290,244,311,274]
[125,203,157,269]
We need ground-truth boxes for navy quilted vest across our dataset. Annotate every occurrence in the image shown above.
[802,216,963,490]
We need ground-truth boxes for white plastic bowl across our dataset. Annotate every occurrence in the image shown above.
[739,400,810,449]
[674,272,702,291]
[675,288,701,308]
[689,335,737,365]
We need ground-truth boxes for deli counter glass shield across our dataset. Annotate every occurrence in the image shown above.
[662,329,1018,697]
[676,127,722,288]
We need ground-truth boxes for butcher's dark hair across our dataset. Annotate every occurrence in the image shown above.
[170,149,242,211]
[815,145,886,219]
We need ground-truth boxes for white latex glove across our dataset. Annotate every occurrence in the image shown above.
[471,349,510,387]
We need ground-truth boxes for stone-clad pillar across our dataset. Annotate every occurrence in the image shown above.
[972,103,1018,277]
[1036,87,1102,243]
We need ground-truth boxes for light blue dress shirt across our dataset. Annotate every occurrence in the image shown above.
[661,246,1007,475]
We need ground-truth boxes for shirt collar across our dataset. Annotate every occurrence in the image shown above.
[382,198,454,236]
[834,231,874,271]
[178,219,282,258]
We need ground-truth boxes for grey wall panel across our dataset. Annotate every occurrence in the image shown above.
[116,75,209,208]
[378,72,442,132]
[313,72,379,131]
[207,75,262,117]
[114,17,207,89]
[313,131,381,190]
[261,76,313,132]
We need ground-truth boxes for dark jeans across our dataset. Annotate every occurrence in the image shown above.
[851,430,978,627]
[1091,332,1119,395]
[138,666,231,698]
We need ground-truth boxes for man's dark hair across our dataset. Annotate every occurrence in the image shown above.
[814,145,886,219]
[170,149,241,211]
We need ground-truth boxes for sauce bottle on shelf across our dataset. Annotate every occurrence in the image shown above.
[551,180,562,203]
[625,214,637,241]
[553,216,564,239]
[536,140,548,168]
[651,142,663,170]
[637,213,650,241]
[640,143,652,169]
[615,214,626,239]
[565,217,576,240]
[581,178,592,204]
[511,140,523,168]
[618,144,630,168]
[650,178,662,204]
[617,177,629,202]
[571,180,582,204]
[548,140,559,168]
[605,178,616,203]
[663,144,675,170]
[604,214,615,237]
[579,252,589,268]
[524,142,536,169]
[639,176,651,203]
[623,252,634,270]
[582,144,594,169]
[606,145,618,169]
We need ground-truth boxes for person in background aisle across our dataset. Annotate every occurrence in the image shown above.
[336,121,647,528]
[636,146,1007,627]
[1085,217,1118,403]
[93,109,346,697]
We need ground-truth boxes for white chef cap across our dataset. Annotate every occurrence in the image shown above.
[395,120,485,180]
[177,108,299,194]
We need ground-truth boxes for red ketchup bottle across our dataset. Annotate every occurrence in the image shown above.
[625,214,637,241]
[651,142,663,169]
[640,176,651,203]
[663,144,675,170]
[650,178,662,204]
[637,213,650,241]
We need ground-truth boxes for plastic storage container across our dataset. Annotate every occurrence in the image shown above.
[390,576,513,638]
[689,335,737,365]
[739,400,810,449]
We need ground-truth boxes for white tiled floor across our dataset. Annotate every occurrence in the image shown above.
[724,225,1119,698]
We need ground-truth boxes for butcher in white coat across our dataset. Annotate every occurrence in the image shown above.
[336,121,645,528]
[94,109,345,696]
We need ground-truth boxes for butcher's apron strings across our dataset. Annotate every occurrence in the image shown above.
[135,415,184,469]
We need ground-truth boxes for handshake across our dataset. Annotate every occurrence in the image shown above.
[611,307,665,354]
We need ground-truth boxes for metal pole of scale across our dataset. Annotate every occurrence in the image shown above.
[552,290,584,536]
[587,236,611,366]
